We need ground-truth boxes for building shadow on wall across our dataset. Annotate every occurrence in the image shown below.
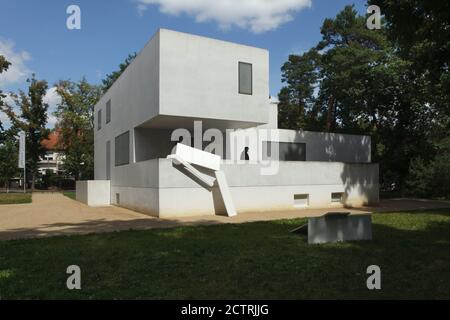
[292,130,377,206]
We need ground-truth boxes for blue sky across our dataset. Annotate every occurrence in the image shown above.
[0,0,367,127]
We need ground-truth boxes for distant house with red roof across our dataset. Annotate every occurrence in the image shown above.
[38,130,65,175]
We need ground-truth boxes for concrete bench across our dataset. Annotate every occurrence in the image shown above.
[291,212,372,244]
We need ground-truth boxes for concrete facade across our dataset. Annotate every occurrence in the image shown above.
[91,28,379,217]
[108,159,378,217]
[76,180,111,207]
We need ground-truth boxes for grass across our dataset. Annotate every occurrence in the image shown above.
[63,191,76,200]
[0,209,449,299]
[0,193,31,205]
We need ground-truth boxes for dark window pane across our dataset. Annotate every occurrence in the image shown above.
[115,131,130,166]
[106,100,111,124]
[106,140,111,179]
[97,109,102,130]
[262,141,306,161]
[239,62,252,95]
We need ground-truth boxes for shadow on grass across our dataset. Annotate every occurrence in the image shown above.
[0,210,449,299]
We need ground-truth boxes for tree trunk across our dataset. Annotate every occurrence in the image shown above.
[31,171,35,191]
[298,103,305,128]
[326,95,336,132]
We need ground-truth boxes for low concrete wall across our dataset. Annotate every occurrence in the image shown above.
[109,159,159,216]
[110,186,159,217]
[228,129,371,163]
[107,158,378,217]
[75,181,88,204]
[157,159,378,217]
[76,180,111,207]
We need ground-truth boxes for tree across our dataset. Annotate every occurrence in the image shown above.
[278,5,436,194]
[54,78,102,180]
[102,53,137,92]
[369,0,450,137]
[0,55,18,191]
[2,74,49,190]
[278,49,321,130]
[0,139,18,192]
[369,0,450,197]
[369,1,449,81]
[0,55,12,139]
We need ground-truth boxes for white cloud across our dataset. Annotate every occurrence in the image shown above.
[0,92,17,128]
[43,86,62,128]
[0,39,32,88]
[2,92,15,106]
[137,3,148,16]
[43,86,61,107]
[137,0,312,33]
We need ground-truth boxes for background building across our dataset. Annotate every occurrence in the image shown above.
[39,130,65,175]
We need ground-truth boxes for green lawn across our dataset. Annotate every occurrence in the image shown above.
[0,193,32,205]
[63,191,76,200]
[0,209,449,299]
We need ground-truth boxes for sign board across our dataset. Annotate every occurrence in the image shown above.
[18,131,25,169]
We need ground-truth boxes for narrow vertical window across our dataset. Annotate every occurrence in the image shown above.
[106,140,111,179]
[238,62,252,95]
[106,100,111,124]
[97,109,102,130]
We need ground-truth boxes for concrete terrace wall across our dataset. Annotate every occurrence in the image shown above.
[279,130,372,163]
[110,159,159,216]
[154,159,379,217]
[76,180,111,207]
[229,129,372,163]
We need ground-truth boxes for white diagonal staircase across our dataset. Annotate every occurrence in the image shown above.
[167,143,237,217]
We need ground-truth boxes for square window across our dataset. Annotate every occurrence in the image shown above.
[331,192,344,203]
[294,194,309,207]
[239,62,252,95]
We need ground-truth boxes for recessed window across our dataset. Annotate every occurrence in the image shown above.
[263,142,306,161]
[294,194,309,207]
[106,100,111,124]
[106,140,111,179]
[115,131,130,166]
[331,192,344,204]
[238,62,252,95]
[97,109,102,130]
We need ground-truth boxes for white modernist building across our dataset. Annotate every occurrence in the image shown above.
[90,28,379,217]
